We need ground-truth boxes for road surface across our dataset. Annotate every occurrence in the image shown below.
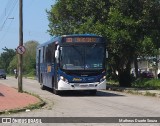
[0,77,160,126]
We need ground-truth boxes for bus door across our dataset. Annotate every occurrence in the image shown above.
[54,44,59,90]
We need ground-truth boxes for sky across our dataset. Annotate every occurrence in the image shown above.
[0,0,55,52]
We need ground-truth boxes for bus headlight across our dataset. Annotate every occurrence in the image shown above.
[100,76,106,83]
[60,76,68,83]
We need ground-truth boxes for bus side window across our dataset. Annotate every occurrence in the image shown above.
[52,43,55,63]
[47,43,55,63]
[44,46,48,62]
[42,46,46,63]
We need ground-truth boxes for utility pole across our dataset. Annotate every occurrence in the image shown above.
[18,0,23,92]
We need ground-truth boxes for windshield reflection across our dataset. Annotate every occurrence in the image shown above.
[60,45,105,70]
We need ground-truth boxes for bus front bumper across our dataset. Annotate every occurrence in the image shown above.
[58,80,106,90]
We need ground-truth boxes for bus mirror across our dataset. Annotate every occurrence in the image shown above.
[106,51,108,58]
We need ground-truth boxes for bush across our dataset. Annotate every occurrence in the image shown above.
[132,78,160,89]
[26,69,36,77]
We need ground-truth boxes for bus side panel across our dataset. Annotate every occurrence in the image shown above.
[53,63,58,90]
[36,47,43,83]
[37,49,41,82]
[43,63,53,89]
[36,49,39,82]
[43,42,56,89]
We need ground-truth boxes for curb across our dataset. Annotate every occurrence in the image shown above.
[106,86,160,98]
[0,93,45,115]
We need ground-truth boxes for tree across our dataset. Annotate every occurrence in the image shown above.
[8,55,18,74]
[8,40,39,76]
[47,0,160,87]
[141,0,160,78]
[106,0,159,86]
[47,0,110,35]
[0,47,16,72]
[23,40,39,75]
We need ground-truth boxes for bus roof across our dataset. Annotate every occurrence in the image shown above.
[61,34,101,37]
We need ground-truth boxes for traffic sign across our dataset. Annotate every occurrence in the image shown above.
[16,45,26,54]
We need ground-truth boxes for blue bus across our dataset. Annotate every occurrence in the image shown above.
[36,34,107,95]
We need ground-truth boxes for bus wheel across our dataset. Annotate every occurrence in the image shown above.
[89,90,97,95]
[40,83,46,90]
[53,89,59,95]
[40,75,45,90]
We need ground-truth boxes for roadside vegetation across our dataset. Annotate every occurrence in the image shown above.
[47,0,160,87]
[0,41,39,77]
[132,79,160,90]
[107,78,160,90]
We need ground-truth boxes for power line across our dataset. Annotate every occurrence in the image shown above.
[0,0,13,23]
[0,17,14,43]
[0,0,18,44]
[0,0,18,31]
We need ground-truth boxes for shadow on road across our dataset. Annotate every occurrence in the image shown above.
[0,92,4,96]
[41,86,125,97]
[59,90,125,97]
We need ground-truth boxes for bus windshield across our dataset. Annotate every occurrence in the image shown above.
[60,44,105,70]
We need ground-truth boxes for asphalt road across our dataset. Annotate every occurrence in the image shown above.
[0,77,160,126]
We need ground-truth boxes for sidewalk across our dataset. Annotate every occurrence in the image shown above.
[107,86,160,97]
[0,84,42,114]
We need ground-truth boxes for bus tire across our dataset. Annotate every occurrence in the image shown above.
[53,89,59,95]
[40,74,45,90]
[40,84,45,90]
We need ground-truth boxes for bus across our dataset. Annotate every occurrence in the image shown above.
[36,34,107,95]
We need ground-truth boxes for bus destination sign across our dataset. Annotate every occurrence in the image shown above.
[65,37,101,43]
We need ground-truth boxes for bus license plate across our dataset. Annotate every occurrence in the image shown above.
[80,84,88,87]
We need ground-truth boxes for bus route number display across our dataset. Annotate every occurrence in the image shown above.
[65,37,100,43]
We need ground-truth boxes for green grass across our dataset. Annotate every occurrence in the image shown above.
[126,90,142,95]
[132,79,160,89]
[107,78,160,90]
[107,79,160,97]
[107,80,119,86]
[144,91,156,97]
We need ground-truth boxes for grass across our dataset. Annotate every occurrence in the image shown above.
[107,79,119,87]
[23,91,45,109]
[107,78,160,90]
[107,79,160,97]
[144,91,156,97]
[24,76,36,80]
[8,74,36,80]
[125,90,157,97]
[126,90,142,95]
[132,78,160,89]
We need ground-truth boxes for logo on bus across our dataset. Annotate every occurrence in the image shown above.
[73,78,82,81]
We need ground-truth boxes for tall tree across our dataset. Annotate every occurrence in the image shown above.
[8,55,18,74]
[106,0,159,86]
[8,40,39,75]
[47,0,110,35]
[0,47,16,72]
[23,40,39,75]
[47,0,160,86]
